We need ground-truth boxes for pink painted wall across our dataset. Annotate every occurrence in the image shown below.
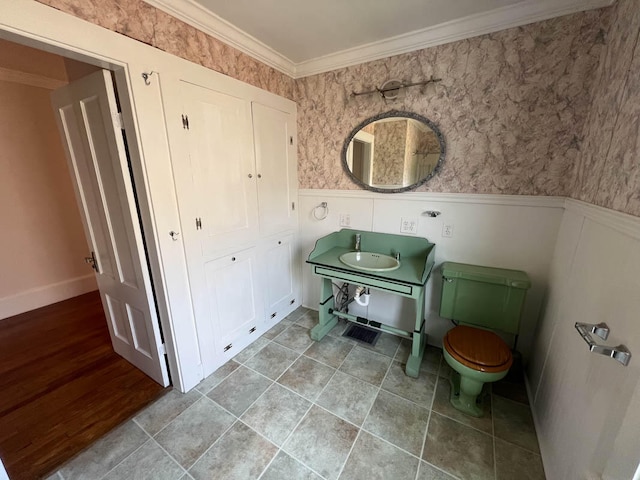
[0,44,97,307]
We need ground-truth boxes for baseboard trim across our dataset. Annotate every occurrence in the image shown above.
[0,275,98,320]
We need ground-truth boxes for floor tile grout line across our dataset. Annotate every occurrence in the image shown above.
[262,400,328,480]
[339,343,392,472]
[333,340,398,478]
[148,437,189,477]
[428,410,495,441]
[377,381,435,411]
[181,416,243,473]
[223,336,340,479]
[148,391,223,440]
[493,392,498,480]
[195,362,241,394]
[95,423,178,480]
[148,394,243,472]
[334,427,364,479]
[242,407,330,480]
[493,435,543,456]
[270,331,372,480]
[415,355,441,480]
[357,422,426,461]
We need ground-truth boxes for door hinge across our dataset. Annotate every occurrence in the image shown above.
[224,343,233,352]
[249,326,257,334]
[182,114,190,130]
[291,202,295,211]
[195,217,202,230]
[159,343,166,355]
[290,299,295,305]
[270,312,277,319]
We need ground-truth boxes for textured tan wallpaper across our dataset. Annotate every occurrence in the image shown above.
[295,11,607,196]
[34,0,295,100]
[33,0,640,217]
[572,0,640,217]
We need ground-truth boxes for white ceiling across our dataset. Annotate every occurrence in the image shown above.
[144,0,614,78]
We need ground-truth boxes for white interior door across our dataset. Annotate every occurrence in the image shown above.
[51,70,169,386]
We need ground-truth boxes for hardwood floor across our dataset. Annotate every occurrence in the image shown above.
[0,291,168,480]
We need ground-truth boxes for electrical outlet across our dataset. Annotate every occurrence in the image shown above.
[442,224,454,237]
[339,213,351,227]
[400,217,418,234]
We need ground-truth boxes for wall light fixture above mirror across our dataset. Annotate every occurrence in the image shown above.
[342,110,446,193]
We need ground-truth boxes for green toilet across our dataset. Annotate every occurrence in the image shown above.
[439,262,531,417]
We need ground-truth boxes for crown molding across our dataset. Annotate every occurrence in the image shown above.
[142,0,295,75]
[142,0,614,79]
[294,0,614,78]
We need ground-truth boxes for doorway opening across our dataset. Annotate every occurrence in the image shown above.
[0,37,169,479]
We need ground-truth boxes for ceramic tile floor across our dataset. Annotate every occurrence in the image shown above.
[46,307,546,480]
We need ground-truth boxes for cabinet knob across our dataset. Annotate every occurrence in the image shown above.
[278,241,282,245]
[257,174,262,178]
[248,174,253,178]
[231,257,236,261]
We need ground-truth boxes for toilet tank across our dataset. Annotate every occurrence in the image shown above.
[439,262,531,335]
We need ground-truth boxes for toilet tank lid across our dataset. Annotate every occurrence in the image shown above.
[441,262,531,289]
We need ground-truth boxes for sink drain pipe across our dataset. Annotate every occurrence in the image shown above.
[354,286,370,306]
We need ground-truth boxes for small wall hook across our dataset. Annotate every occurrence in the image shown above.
[422,210,441,217]
[142,71,156,86]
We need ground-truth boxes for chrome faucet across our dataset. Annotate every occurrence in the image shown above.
[354,233,361,252]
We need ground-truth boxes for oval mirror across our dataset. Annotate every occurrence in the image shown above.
[342,110,445,193]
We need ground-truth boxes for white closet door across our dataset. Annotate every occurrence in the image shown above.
[182,82,258,254]
[177,83,263,375]
[260,234,296,323]
[252,102,296,237]
[204,248,263,352]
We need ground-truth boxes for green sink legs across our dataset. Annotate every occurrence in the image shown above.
[405,286,426,378]
[310,277,338,341]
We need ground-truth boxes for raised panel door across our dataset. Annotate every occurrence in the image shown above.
[252,102,296,237]
[204,248,264,354]
[182,82,258,254]
[260,234,296,323]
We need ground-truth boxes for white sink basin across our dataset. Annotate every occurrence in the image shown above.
[339,252,400,272]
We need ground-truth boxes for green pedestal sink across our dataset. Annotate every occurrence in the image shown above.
[307,229,435,377]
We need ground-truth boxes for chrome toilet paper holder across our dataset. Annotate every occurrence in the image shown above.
[575,322,631,366]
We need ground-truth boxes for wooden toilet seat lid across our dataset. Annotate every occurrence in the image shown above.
[444,325,513,373]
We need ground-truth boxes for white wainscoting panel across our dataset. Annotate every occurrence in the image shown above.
[529,199,640,479]
[299,190,564,360]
